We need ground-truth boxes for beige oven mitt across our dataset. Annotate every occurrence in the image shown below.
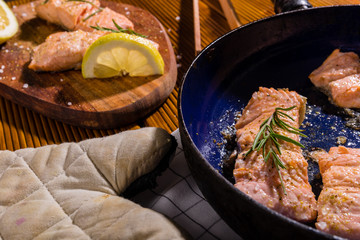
[0,127,187,240]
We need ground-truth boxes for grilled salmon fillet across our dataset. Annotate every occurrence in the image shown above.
[309,49,360,108]
[35,0,134,31]
[310,146,360,240]
[28,30,106,72]
[233,87,317,222]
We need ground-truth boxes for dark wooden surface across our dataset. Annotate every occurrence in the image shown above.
[1,0,359,150]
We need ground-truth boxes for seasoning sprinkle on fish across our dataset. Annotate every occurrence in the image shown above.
[35,0,133,31]
[311,146,360,240]
[309,49,360,108]
[233,87,317,222]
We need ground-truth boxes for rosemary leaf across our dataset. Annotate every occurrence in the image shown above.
[277,106,297,112]
[272,151,287,195]
[252,123,267,149]
[90,20,147,38]
[244,105,307,195]
[272,133,305,148]
[66,0,98,7]
[83,8,103,22]
[255,138,267,151]
[264,150,271,162]
[277,111,295,121]
[270,135,282,154]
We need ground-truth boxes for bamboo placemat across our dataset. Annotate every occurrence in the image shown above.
[1,0,359,151]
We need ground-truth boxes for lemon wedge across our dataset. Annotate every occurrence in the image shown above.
[0,0,18,44]
[82,33,164,79]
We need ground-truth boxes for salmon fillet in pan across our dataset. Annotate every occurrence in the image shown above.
[309,49,360,108]
[233,87,317,222]
[310,146,360,240]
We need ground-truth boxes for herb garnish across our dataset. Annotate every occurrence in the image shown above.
[41,0,146,37]
[65,0,104,21]
[244,106,307,195]
[91,19,147,38]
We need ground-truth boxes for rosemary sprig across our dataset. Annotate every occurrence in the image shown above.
[245,106,307,195]
[83,8,103,21]
[66,0,99,7]
[91,19,147,38]
[65,0,104,21]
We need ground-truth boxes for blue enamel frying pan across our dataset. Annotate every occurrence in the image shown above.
[179,0,360,239]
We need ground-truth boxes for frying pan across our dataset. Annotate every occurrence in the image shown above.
[178,0,360,239]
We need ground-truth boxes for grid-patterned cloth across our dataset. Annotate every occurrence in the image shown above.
[131,130,242,240]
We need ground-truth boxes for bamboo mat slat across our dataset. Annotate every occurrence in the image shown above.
[1,0,358,150]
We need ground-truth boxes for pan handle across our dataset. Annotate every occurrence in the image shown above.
[272,0,312,13]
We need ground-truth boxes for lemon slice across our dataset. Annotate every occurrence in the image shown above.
[82,33,164,79]
[0,0,18,44]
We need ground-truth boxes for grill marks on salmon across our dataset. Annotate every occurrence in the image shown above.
[35,0,134,31]
[233,87,317,222]
[309,49,360,108]
[28,30,106,71]
[310,146,360,240]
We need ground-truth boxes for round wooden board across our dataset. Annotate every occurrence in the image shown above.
[0,0,177,129]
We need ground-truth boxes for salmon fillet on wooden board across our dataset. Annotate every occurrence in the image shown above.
[28,29,159,72]
[30,0,158,72]
[28,30,107,72]
[0,1,177,128]
[233,87,317,222]
[35,0,133,31]
[310,146,360,240]
[35,0,100,30]
[309,49,360,108]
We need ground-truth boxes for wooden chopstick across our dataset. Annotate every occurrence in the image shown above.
[218,0,241,30]
[193,0,202,55]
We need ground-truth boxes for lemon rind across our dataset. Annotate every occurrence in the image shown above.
[0,0,18,44]
[82,33,164,79]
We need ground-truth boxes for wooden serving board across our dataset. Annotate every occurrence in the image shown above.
[0,0,177,129]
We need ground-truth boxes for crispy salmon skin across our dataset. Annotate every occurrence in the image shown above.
[310,146,360,240]
[233,87,317,222]
[309,49,360,108]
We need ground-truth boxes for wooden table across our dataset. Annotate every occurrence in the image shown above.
[1,0,359,151]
